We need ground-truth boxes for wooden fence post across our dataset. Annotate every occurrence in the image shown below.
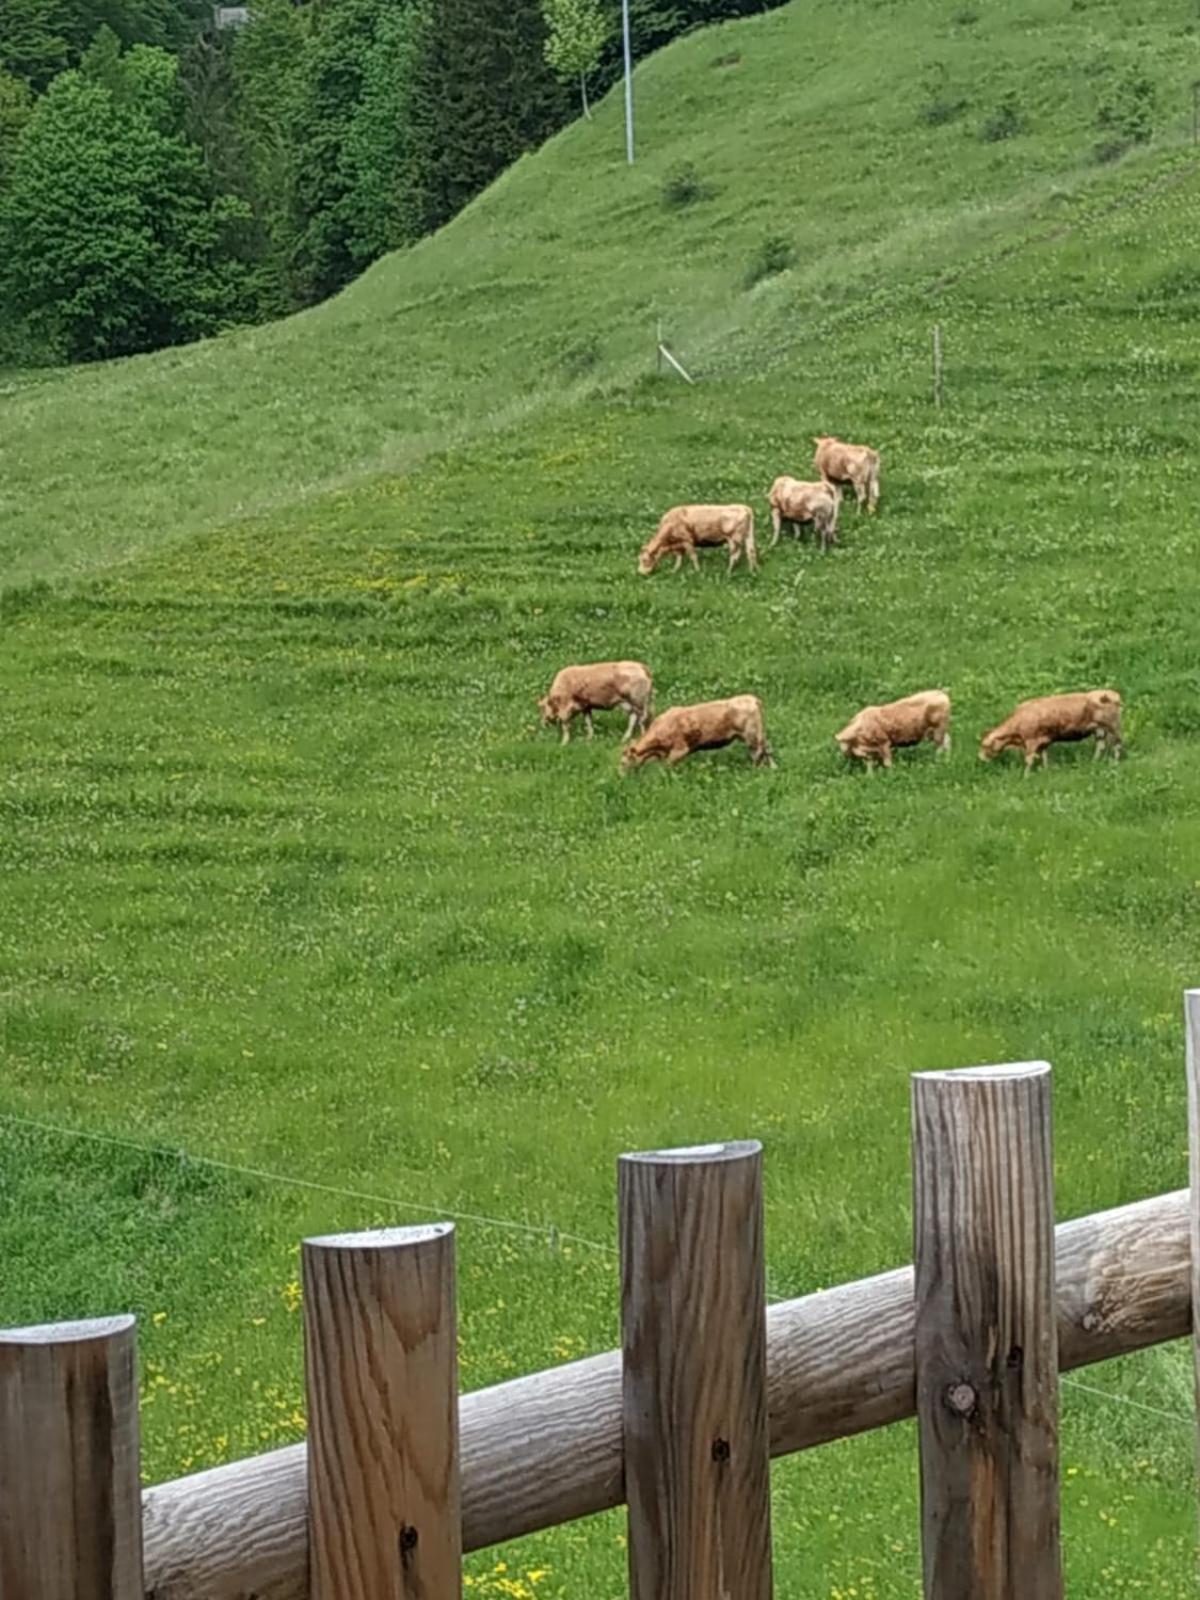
[619,1140,772,1600]
[1185,989,1200,1490]
[912,1063,1062,1600]
[303,1223,461,1600]
[0,1315,143,1600]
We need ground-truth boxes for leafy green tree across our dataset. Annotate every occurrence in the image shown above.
[339,0,428,265]
[543,0,609,119]
[0,0,71,90]
[410,0,567,234]
[0,56,249,360]
[228,0,307,308]
[0,69,33,183]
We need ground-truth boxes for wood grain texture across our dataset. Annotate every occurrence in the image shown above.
[137,1187,1189,1600]
[0,1315,143,1600]
[913,1064,1062,1600]
[619,1141,772,1600]
[303,1224,461,1600]
[1187,989,1200,1491]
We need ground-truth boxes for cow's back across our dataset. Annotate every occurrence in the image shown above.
[681,504,752,541]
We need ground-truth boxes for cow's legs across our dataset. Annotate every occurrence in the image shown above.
[584,711,595,740]
[665,747,689,766]
[937,730,951,755]
[622,707,639,742]
[687,547,700,571]
[770,506,782,548]
[728,540,742,574]
[560,717,571,746]
[673,553,683,572]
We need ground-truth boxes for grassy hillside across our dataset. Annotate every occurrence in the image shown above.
[4,0,1200,586]
[4,0,1200,1594]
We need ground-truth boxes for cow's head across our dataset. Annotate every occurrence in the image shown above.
[978,728,1005,762]
[636,543,659,576]
[537,695,554,726]
[619,742,647,773]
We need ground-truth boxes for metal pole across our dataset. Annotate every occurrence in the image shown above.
[622,0,634,164]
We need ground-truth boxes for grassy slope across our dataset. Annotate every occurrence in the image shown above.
[4,0,1200,1594]
[4,0,1199,584]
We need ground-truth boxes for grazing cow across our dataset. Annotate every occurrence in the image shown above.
[620,695,775,771]
[835,690,951,769]
[768,477,841,552]
[813,435,881,514]
[538,661,654,745]
[638,504,759,576]
[980,690,1123,775]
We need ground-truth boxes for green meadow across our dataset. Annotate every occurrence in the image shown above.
[3,0,1200,1593]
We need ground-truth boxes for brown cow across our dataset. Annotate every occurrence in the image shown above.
[980,690,1123,775]
[768,477,841,552]
[638,504,759,576]
[813,435,881,514]
[538,661,654,745]
[836,691,951,769]
[620,695,775,771]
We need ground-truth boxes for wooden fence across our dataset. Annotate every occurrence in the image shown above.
[4,991,1200,1600]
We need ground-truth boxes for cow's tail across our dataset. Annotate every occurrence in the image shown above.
[745,510,759,571]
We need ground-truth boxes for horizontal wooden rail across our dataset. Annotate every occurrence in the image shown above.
[140,1187,1190,1600]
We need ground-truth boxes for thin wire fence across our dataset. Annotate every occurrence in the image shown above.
[3,1106,1194,1429]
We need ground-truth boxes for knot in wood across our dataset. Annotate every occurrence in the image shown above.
[399,1524,419,1558]
[945,1382,977,1417]
[711,1437,731,1463]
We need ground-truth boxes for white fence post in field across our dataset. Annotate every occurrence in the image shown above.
[1185,989,1200,1489]
[0,1314,143,1600]
[912,1063,1062,1600]
[657,342,695,384]
[619,1140,773,1600]
[303,1223,461,1600]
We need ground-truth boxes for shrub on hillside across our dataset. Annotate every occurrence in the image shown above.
[980,90,1024,141]
[559,334,601,375]
[918,61,967,126]
[743,232,794,289]
[1094,67,1156,162]
[661,161,712,209]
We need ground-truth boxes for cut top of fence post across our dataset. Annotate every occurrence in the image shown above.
[620,1137,760,1166]
[0,1313,135,1345]
[913,1060,1050,1082]
[0,1312,144,1600]
[304,1221,454,1251]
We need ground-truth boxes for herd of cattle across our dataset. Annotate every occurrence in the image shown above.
[537,434,1126,776]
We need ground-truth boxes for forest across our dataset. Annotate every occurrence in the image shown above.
[0,0,781,364]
